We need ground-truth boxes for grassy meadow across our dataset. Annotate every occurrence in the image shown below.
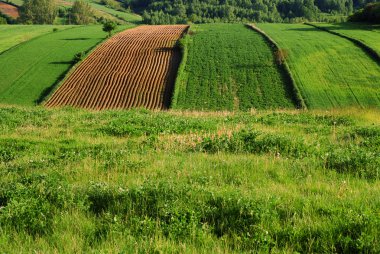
[173,24,297,111]
[0,25,132,106]
[0,25,75,54]
[257,23,380,109]
[312,22,380,55]
[0,106,379,252]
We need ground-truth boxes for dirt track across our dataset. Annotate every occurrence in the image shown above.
[45,25,188,110]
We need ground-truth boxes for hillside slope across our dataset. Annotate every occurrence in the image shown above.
[0,25,74,53]
[0,25,132,106]
[46,25,188,110]
[258,23,380,109]
[311,22,380,55]
[0,106,379,252]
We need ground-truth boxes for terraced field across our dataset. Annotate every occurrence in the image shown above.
[257,23,380,109]
[311,22,380,55]
[172,24,297,111]
[6,0,142,23]
[0,25,131,106]
[46,25,188,110]
[61,0,142,23]
[0,25,74,53]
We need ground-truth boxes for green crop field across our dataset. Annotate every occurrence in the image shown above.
[311,22,380,55]
[173,24,297,111]
[0,106,379,252]
[0,25,74,54]
[0,25,132,106]
[257,23,380,109]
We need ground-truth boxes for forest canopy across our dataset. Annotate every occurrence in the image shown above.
[349,2,380,23]
[121,0,378,24]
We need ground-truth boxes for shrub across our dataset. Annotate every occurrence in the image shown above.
[74,52,85,63]
[275,48,288,65]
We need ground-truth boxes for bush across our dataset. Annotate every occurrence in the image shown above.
[275,48,288,65]
[73,52,85,63]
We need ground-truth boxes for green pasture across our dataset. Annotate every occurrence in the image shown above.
[0,25,74,54]
[173,23,296,111]
[0,25,131,106]
[0,106,379,252]
[312,22,380,55]
[257,23,380,109]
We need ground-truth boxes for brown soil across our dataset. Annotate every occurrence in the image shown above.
[45,25,188,110]
[0,2,19,19]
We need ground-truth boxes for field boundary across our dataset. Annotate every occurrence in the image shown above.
[247,24,307,109]
[40,26,134,106]
[171,29,190,108]
[305,22,380,66]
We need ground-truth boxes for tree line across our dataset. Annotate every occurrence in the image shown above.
[17,0,94,24]
[349,2,380,23]
[121,0,378,24]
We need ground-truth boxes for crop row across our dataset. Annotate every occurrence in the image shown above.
[46,25,188,110]
[172,23,297,111]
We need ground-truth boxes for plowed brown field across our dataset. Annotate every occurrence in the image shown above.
[45,25,188,110]
[0,2,19,18]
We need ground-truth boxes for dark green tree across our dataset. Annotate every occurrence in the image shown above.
[103,20,117,37]
[20,0,57,24]
[69,0,95,25]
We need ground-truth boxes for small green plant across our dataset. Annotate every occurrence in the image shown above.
[74,52,85,63]
[102,20,117,37]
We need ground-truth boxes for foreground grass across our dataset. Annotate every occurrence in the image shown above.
[173,24,297,111]
[0,25,132,106]
[257,23,380,109]
[0,25,75,54]
[0,106,379,253]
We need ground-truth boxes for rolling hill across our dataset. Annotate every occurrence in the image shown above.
[257,23,380,109]
[0,25,132,106]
